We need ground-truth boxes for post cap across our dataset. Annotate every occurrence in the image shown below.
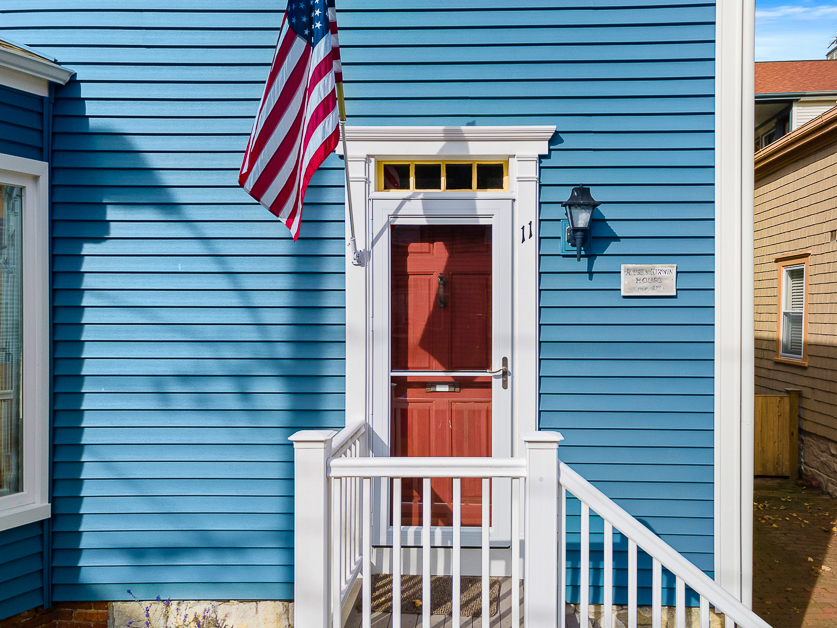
[521,431,564,445]
[289,430,338,448]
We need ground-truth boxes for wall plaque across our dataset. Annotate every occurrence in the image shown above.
[621,264,677,296]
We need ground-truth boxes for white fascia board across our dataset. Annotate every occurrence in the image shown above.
[0,46,74,85]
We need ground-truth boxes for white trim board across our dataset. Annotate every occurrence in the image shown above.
[340,124,553,479]
[0,153,51,532]
[714,0,756,605]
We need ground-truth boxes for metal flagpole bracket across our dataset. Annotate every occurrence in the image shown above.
[340,120,363,267]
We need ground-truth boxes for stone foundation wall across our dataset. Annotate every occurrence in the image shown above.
[0,604,108,628]
[110,602,292,628]
[801,429,837,497]
[0,603,291,628]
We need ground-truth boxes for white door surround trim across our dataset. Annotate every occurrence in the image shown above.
[339,124,554,469]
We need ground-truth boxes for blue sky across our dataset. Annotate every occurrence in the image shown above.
[756,0,837,60]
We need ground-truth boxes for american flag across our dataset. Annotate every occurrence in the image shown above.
[238,0,343,240]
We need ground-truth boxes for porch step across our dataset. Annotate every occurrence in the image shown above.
[343,577,524,628]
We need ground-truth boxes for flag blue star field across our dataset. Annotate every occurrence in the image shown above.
[238,0,342,240]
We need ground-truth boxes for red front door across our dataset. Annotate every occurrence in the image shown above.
[390,225,492,526]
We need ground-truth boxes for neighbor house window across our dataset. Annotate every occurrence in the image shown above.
[775,253,810,366]
[0,154,50,532]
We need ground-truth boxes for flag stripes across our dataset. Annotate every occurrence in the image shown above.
[239,0,340,241]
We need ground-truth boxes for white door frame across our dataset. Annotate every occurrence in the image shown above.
[338,126,553,571]
[371,197,513,547]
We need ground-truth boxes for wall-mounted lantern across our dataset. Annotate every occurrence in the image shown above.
[561,185,600,262]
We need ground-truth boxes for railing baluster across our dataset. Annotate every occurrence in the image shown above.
[604,520,613,628]
[699,596,709,628]
[332,477,342,628]
[628,539,637,628]
[580,502,589,628]
[725,614,734,628]
[362,477,371,628]
[558,485,567,628]
[342,470,348,588]
[511,478,520,628]
[453,478,461,627]
[676,577,685,628]
[652,559,661,628]
[393,478,402,628]
[423,477,431,628]
[482,477,490,627]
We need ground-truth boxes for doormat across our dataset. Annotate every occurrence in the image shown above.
[355,574,500,617]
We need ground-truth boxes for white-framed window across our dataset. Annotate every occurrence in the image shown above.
[775,253,809,366]
[780,265,805,359]
[0,153,50,532]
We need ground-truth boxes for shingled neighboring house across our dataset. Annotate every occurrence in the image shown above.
[0,2,766,627]
[755,59,837,150]
[755,105,837,496]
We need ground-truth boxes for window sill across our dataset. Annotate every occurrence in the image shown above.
[0,502,50,532]
[773,356,808,367]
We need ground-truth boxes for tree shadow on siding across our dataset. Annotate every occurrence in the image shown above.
[53,117,342,600]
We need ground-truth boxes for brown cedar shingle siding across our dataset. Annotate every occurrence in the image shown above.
[755,132,837,444]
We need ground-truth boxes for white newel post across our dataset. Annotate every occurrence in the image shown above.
[290,430,337,628]
[522,431,563,628]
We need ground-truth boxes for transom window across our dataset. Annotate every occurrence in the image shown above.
[378,161,508,192]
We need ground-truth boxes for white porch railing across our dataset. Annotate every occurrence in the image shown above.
[291,426,772,628]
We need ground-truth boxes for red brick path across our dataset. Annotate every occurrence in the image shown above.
[754,477,837,628]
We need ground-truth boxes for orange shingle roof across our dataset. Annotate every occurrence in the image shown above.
[756,60,837,95]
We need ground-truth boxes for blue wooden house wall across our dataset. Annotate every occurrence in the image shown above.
[0,82,50,621]
[0,0,714,610]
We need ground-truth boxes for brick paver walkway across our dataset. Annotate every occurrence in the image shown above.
[754,477,837,627]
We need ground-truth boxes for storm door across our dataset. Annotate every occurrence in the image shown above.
[372,198,513,547]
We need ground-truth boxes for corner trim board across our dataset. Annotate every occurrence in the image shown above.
[714,0,755,605]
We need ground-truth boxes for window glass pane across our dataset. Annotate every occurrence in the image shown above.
[445,163,472,190]
[784,267,804,311]
[477,163,504,189]
[414,164,442,190]
[382,164,410,190]
[390,224,491,371]
[0,185,22,498]
[782,312,803,357]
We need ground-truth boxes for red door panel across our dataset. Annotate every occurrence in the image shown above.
[391,224,493,528]
[391,378,491,527]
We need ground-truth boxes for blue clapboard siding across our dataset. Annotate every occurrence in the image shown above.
[0,84,45,161]
[0,80,48,621]
[0,0,714,604]
[0,522,45,620]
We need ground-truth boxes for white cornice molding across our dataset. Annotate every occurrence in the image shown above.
[343,126,556,142]
[0,46,74,86]
[338,125,556,157]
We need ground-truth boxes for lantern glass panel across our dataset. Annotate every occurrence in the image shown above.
[570,205,593,229]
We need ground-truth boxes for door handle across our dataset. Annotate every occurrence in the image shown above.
[437,274,447,308]
[487,356,508,389]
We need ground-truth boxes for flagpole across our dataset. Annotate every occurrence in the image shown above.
[337,83,362,266]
